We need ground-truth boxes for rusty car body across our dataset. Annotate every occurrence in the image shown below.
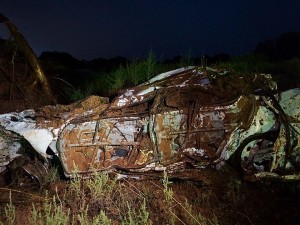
[0,66,299,182]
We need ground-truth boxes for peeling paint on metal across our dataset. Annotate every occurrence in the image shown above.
[0,112,53,157]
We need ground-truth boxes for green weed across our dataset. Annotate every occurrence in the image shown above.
[86,169,116,199]
[121,199,150,225]
[144,50,157,80]
[66,86,93,102]
[0,192,15,225]
[44,166,60,185]
[96,51,158,95]
[29,194,70,225]
[77,205,111,225]
[184,199,220,225]
[69,165,83,199]
[218,53,272,73]
[225,177,245,208]
[162,171,177,225]
[162,170,173,203]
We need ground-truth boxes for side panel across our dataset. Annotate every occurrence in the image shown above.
[57,117,152,176]
[151,110,226,162]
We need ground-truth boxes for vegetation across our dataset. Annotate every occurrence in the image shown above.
[48,50,196,101]
[55,47,300,102]
[2,166,299,225]
[0,192,15,225]
[0,170,224,224]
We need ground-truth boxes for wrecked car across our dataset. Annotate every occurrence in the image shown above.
[0,66,299,183]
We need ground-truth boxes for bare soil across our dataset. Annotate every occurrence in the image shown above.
[1,165,300,225]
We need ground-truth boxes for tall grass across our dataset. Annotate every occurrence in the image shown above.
[218,54,300,90]
[69,50,196,100]
[65,54,155,100]
[63,49,204,101]
[106,51,158,94]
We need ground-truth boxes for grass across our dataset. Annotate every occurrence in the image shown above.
[29,194,70,225]
[218,54,300,89]
[0,170,222,225]
[121,200,150,225]
[163,170,173,203]
[0,192,15,225]
[86,168,116,199]
[106,51,158,95]
[65,51,159,100]
[217,53,272,73]
[76,206,111,225]
[65,50,194,100]
[65,49,299,103]
[43,166,60,186]
[65,84,94,102]
[2,168,300,225]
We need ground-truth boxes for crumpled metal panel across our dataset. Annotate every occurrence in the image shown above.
[0,110,53,158]
[58,117,152,175]
[151,109,226,162]
[270,89,300,171]
[224,104,277,160]
[0,135,22,173]
[222,88,300,180]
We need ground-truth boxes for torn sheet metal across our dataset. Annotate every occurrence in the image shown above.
[0,67,299,181]
[0,95,109,176]
[57,117,152,174]
[0,110,53,158]
[0,136,22,173]
[270,89,300,171]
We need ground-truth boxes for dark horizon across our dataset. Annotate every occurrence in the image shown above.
[1,1,300,61]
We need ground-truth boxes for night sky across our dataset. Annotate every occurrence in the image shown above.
[1,0,300,60]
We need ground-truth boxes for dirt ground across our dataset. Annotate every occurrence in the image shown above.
[0,164,300,225]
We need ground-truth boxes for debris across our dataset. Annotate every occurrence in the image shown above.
[0,66,299,182]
